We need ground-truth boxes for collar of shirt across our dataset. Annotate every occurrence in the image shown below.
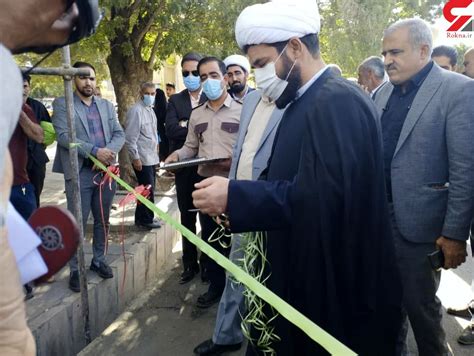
[394,61,433,96]
[296,65,329,100]
[139,99,153,110]
[189,89,202,107]
[231,85,250,102]
[204,92,233,111]
[370,80,387,96]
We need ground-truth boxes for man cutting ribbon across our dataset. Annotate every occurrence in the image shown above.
[192,1,403,354]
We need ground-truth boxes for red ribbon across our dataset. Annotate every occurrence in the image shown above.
[117,184,153,295]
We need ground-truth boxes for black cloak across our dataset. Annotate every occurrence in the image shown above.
[227,69,403,355]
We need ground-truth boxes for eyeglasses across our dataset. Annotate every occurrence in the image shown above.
[182,70,199,77]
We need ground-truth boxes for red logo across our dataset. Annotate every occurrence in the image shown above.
[443,0,474,31]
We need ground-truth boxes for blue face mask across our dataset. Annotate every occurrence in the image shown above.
[143,94,155,106]
[183,75,201,91]
[203,78,223,100]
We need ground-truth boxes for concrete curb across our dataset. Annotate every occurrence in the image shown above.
[27,202,181,356]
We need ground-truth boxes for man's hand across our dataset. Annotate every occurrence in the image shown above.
[436,236,467,269]
[165,151,179,164]
[96,148,115,165]
[132,159,142,172]
[1,1,78,53]
[192,176,229,216]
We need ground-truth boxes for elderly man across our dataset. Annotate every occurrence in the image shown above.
[431,45,458,71]
[192,1,402,354]
[125,82,161,229]
[463,47,474,78]
[224,54,254,103]
[357,56,387,99]
[375,19,474,355]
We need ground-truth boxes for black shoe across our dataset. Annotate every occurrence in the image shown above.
[196,290,222,309]
[90,261,113,279]
[193,339,241,355]
[135,219,161,230]
[447,305,472,319]
[69,271,80,293]
[458,324,474,345]
[180,265,199,284]
[24,284,34,301]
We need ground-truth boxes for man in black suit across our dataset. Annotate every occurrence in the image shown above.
[165,52,207,284]
[23,74,51,207]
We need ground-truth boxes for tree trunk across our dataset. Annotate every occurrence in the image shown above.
[107,41,153,186]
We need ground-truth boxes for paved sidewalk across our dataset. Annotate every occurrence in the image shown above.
[25,145,182,355]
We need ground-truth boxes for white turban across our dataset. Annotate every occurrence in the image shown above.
[224,55,251,73]
[235,0,321,49]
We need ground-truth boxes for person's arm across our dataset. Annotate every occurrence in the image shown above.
[442,79,474,241]
[174,114,199,160]
[124,106,143,170]
[227,179,294,232]
[19,111,44,143]
[192,176,295,232]
[165,95,188,141]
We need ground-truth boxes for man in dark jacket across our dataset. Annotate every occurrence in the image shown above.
[165,52,207,284]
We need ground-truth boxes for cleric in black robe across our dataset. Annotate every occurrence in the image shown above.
[192,1,403,355]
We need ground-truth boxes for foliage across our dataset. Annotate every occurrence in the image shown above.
[319,0,443,77]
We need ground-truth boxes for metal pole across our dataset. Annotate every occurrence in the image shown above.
[21,67,91,77]
[61,46,91,344]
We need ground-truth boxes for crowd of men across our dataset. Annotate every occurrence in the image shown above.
[1,0,474,355]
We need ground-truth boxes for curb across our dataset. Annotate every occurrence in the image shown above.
[27,202,181,356]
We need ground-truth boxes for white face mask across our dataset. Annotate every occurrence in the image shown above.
[253,44,297,102]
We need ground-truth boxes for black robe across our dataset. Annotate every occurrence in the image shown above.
[227,69,403,355]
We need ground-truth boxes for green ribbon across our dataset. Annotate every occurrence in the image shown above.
[87,154,356,355]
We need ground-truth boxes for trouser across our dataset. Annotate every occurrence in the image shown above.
[9,183,37,220]
[66,167,116,272]
[175,166,200,270]
[133,165,156,225]
[213,233,246,345]
[27,162,46,207]
[197,175,231,294]
[389,203,447,356]
[0,228,36,356]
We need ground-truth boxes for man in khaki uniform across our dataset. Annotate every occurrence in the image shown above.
[166,56,242,309]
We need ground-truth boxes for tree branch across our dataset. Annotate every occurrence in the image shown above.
[132,0,166,50]
[147,31,165,69]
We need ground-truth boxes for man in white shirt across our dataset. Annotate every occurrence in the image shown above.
[125,82,161,229]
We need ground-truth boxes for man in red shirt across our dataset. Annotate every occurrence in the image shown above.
[9,103,44,220]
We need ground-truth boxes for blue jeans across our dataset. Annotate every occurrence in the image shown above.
[66,167,116,272]
[10,183,37,220]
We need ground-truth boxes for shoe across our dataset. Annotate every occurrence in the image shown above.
[193,339,242,355]
[24,284,34,301]
[180,265,199,284]
[90,261,113,279]
[135,219,161,230]
[196,290,221,309]
[69,271,80,293]
[458,324,474,345]
[447,305,472,319]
